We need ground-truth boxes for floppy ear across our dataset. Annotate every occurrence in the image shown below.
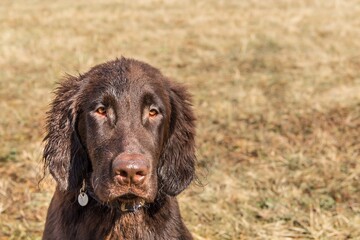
[158,81,196,196]
[43,75,88,192]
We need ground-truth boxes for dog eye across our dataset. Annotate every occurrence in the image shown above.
[96,106,107,116]
[149,108,158,118]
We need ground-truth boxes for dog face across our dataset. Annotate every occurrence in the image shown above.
[76,62,171,204]
[44,58,196,206]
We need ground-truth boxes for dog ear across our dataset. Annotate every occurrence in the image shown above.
[43,75,88,192]
[158,81,196,196]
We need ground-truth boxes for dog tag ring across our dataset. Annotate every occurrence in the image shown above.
[78,179,88,207]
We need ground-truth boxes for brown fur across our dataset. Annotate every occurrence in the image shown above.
[43,57,196,240]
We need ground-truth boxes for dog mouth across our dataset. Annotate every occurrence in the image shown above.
[117,193,141,202]
[115,193,146,212]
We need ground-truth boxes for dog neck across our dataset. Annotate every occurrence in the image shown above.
[50,188,185,239]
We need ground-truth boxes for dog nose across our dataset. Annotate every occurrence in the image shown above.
[112,154,149,185]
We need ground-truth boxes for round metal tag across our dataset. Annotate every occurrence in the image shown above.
[78,192,89,207]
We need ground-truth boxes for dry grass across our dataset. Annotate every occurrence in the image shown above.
[1,0,360,239]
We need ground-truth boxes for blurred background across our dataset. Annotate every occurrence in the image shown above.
[1,0,360,239]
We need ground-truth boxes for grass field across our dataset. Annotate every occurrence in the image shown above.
[1,0,360,239]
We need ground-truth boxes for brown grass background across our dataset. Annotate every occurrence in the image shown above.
[1,0,360,239]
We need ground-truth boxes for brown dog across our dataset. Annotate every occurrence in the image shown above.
[43,57,196,239]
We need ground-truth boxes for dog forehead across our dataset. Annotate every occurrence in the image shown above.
[85,59,164,88]
[75,58,171,110]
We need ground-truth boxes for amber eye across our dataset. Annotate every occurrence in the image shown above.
[149,108,158,117]
[96,106,106,116]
